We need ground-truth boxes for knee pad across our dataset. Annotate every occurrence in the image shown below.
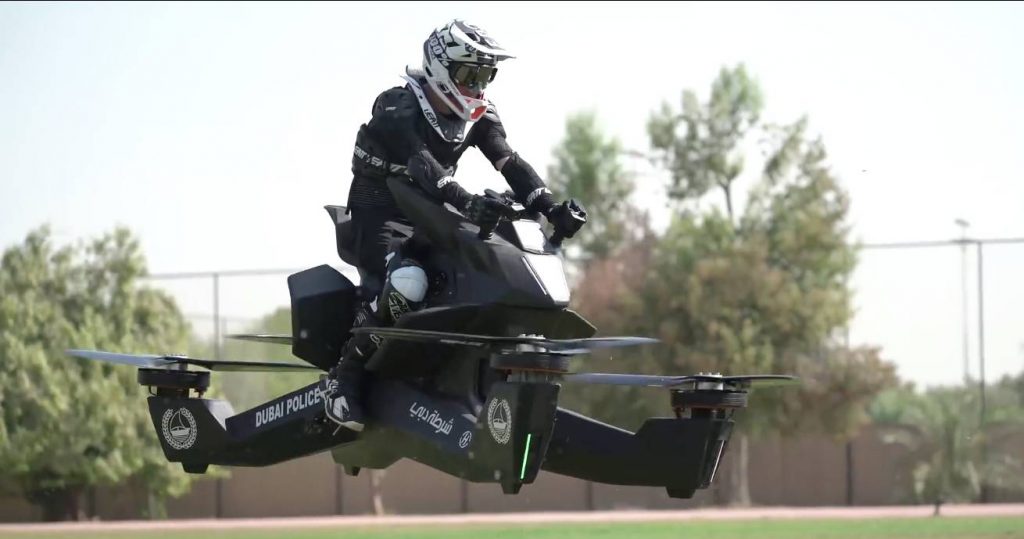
[379,261,428,323]
[389,265,428,302]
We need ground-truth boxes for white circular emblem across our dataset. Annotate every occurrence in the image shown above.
[458,430,473,449]
[161,408,198,450]
[487,398,512,445]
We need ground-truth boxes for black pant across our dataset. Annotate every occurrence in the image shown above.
[349,206,412,300]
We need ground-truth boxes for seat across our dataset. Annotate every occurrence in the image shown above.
[325,205,358,267]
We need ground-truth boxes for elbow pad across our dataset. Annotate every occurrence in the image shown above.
[407,149,472,209]
[501,153,554,212]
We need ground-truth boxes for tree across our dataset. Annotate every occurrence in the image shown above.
[0,226,202,520]
[639,64,897,505]
[547,110,636,262]
[546,110,661,422]
[871,384,1024,513]
[647,64,762,220]
[999,370,1024,409]
[556,212,662,427]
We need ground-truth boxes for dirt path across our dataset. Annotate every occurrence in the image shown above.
[2,504,1022,533]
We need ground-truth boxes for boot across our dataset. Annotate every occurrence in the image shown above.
[323,351,367,432]
[323,303,380,432]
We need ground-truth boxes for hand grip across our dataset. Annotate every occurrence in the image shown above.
[548,199,587,248]
[477,219,499,240]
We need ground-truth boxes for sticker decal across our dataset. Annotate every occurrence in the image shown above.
[161,408,198,450]
[487,398,512,445]
[255,386,323,429]
[409,402,454,436]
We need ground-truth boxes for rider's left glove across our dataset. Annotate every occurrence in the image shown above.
[463,194,507,230]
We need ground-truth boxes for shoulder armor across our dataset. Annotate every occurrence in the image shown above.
[483,102,501,123]
[372,87,419,120]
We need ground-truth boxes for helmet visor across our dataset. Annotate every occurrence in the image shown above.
[451,63,498,91]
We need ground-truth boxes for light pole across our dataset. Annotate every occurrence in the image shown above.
[955,219,970,382]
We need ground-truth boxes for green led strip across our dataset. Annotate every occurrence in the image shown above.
[519,433,533,481]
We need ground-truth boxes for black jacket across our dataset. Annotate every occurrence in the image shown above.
[347,75,554,215]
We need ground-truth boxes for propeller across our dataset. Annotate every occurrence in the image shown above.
[226,334,293,345]
[67,350,175,369]
[66,349,320,372]
[560,373,689,387]
[560,373,799,388]
[349,327,659,354]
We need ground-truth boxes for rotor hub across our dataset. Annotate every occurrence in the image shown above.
[490,352,572,374]
[670,374,749,419]
[138,368,210,398]
[670,389,748,410]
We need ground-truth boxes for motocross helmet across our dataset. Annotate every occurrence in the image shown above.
[421,20,514,122]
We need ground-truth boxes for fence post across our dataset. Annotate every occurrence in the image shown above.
[845,440,854,506]
[977,243,989,503]
[460,479,468,513]
[342,467,350,518]
[213,272,221,361]
[212,272,224,519]
[977,244,986,425]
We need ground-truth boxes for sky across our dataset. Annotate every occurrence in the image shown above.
[1,1,1023,387]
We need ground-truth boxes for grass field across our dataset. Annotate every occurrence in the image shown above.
[3,517,1023,539]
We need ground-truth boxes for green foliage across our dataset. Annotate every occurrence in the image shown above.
[872,383,1024,505]
[564,64,898,505]
[547,110,636,261]
[634,211,894,438]
[557,233,662,429]
[994,370,1024,409]
[0,226,204,519]
[636,63,894,439]
[648,64,763,216]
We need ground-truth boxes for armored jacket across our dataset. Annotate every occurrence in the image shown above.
[347,73,554,214]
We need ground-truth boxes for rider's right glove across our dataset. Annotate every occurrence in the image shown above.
[463,194,507,230]
[545,199,589,239]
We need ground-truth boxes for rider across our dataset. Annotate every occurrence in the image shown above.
[323,19,585,431]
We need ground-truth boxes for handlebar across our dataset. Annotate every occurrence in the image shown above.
[476,189,524,240]
[476,204,528,240]
[477,219,500,241]
[550,230,566,248]
[474,190,586,250]
[550,200,588,248]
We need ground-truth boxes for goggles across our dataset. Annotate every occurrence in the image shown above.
[450,63,498,90]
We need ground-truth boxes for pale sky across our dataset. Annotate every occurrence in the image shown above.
[2,1,1022,387]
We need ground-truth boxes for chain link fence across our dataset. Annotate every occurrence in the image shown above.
[141,238,1024,413]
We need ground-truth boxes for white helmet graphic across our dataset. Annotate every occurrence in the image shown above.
[421,20,514,122]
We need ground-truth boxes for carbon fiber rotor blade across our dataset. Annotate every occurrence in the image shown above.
[350,327,658,353]
[561,373,799,388]
[226,334,293,345]
[67,349,319,372]
[67,349,176,369]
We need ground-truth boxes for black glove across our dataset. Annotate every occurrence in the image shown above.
[463,194,507,230]
[545,199,588,241]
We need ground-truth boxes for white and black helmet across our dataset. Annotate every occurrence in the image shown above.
[421,20,514,122]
